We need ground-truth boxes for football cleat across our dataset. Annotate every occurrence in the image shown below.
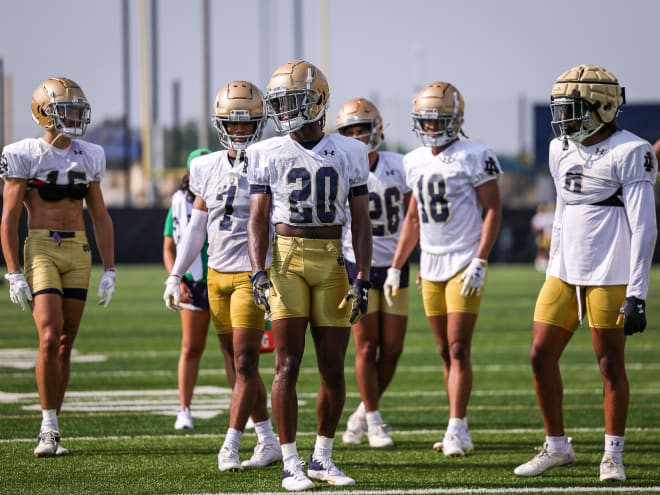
[34,430,60,457]
[433,429,475,455]
[368,423,394,448]
[174,408,194,430]
[600,456,626,482]
[218,446,243,472]
[307,455,355,486]
[55,444,70,456]
[241,438,282,468]
[342,410,367,445]
[514,440,576,477]
[281,458,315,491]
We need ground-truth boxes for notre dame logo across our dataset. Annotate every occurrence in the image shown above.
[643,151,654,172]
[484,156,499,175]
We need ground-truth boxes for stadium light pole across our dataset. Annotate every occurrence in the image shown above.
[121,0,132,207]
[199,0,210,149]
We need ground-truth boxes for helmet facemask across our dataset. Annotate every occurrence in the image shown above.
[550,97,603,144]
[46,100,91,138]
[412,111,463,148]
[213,111,265,151]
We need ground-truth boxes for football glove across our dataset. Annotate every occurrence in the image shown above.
[4,272,32,311]
[97,269,116,308]
[250,270,272,313]
[383,268,401,307]
[163,274,182,311]
[338,279,371,324]
[616,296,646,335]
[459,258,488,297]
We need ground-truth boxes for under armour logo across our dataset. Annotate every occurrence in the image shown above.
[643,151,653,172]
[385,169,395,176]
[73,149,83,155]
[323,149,335,156]
[609,440,620,447]
[336,256,345,266]
[594,147,607,156]
[636,303,645,315]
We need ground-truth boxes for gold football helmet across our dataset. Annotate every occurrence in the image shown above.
[336,98,384,152]
[411,81,464,147]
[31,77,91,137]
[212,81,266,151]
[550,64,625,144]
[266,60,329,133]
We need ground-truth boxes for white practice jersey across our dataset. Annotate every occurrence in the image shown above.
[404,139,501,279]
[546,130,657,297]
[1,137,105,186]
[247,133,369,227]
[342,151,410,266]
[189,150,271,273]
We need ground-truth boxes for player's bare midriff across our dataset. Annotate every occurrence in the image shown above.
[24,189,86,231]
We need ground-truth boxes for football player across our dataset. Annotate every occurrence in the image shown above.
[336,98,411,449]
[163,81,281,471]
[1,77,116,457]
[384,81,502,457]
[163,148,217,431]
[246,60,372,491]
[514,64,657,482]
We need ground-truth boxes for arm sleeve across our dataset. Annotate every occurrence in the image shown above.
[623,181,657,299]
[170,208,209,278]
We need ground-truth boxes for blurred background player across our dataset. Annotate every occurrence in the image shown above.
[247,60,372,491]
[1,77,116,456]
[336,98,411,448]
[384,81,502,457]
[514,64,657,483]
[163,81,280,471]
[163,148,215,430]
[530,201,554,272]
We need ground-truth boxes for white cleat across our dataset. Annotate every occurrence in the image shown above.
[368,424,394,448]
[433,429,474,455]
[174,408,194,430]
[307,455,355,486]
[514,440,576,477]
[241,439,282,468]
[600,456,626,482]
[342,410,367,445]
[34,430,60,458]
[218,446,243,472]
[55,444,70,456]
[281,458,315,491]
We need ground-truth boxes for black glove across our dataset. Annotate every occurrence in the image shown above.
[618,296,646,335]
[250,270,272,313]
[339,279,371,324]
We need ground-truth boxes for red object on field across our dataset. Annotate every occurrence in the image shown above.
[260,326,274,353]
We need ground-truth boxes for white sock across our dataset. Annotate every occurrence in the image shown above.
[366,410,384,429]
[41,409,59,432]
[313,435,334,459]
[545,435,568,453]
[356,402,366,416]
[447,417,465,434]
[254,419,276,442]
[604,434,624,463]
[222,427,243,453]
[281,442,299,467]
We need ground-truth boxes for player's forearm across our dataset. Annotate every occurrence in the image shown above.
[92,213,115,270]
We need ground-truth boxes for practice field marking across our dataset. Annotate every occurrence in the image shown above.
[181,488,660,495]
[0,348,106,369]
[4,426,660,444]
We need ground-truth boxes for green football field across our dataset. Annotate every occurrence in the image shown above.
[1,264,659,494]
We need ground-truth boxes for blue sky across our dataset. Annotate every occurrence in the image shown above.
[1,0,659,158]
